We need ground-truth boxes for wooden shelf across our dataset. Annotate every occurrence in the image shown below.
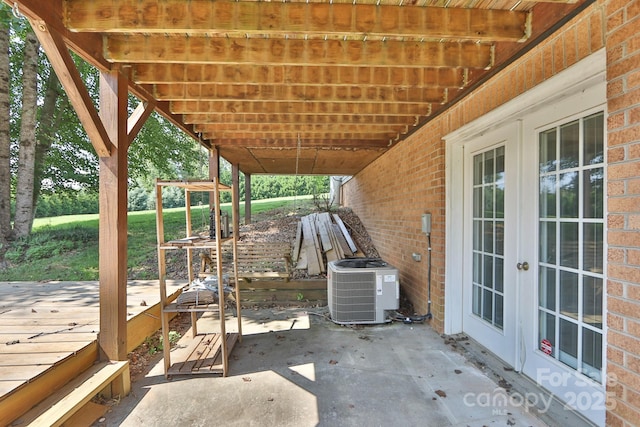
[155,178,242,378]
[167,333,238,376]
[163,302,222,313]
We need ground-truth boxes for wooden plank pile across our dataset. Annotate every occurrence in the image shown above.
[293,212,361,276]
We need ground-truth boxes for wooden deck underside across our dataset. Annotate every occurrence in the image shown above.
[0,280,183,402]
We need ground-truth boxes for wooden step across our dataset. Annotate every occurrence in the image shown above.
[19,360,130,427]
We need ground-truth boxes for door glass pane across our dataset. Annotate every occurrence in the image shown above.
[559,319,578,369]
[583,276,603,329]
[484,149,495,184]
[559,121,579,169]
[539,266,556,310]
[539,311,556,353]
[559,171,579,218]
[473,220,482,251]
[582,329,602,382]
[559,222,578,269]
[584,168,603,219]
[539,221,556,264]
[584,112,604,166]
[560,271,579,320]
[583,223,603,273]
[539,129,557,173]
[471,146,505,330]
[540,175,556,218]
[537,112,605,382]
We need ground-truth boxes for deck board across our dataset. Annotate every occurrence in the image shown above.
[0,280,183,419]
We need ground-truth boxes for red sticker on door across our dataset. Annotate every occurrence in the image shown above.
[541,338,552,355]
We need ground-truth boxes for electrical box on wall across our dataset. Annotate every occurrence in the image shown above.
[422,213,431,234]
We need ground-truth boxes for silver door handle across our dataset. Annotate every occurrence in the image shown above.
[516,262,529,271]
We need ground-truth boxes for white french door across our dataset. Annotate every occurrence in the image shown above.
[462,123,520,367]
[519,101,607,426]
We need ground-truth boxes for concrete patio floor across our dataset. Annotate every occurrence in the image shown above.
[98,307,593,427]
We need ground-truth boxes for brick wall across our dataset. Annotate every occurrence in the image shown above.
[602,0,640,425]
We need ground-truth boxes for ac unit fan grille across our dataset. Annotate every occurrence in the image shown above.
[331,271,376,323]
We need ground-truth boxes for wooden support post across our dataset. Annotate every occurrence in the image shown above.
[98,70,129,367]
[232,163,240,234]
[244,173,251,225]
[208,146,220,208]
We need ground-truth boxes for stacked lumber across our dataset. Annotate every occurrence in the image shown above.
[292,212,360,275]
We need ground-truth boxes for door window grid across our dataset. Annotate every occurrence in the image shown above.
[472,146,505,330]
[538,112,604,383]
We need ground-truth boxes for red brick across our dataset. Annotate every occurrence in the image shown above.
[627,319,640,338]
[630,106,640,125]
[605,411,625,427]
[610,248,626,263]
[630,214,640,230]
[628,249,640,265]
[608,345,625,365]
[608,196,640,213]
[609,214,626,229]
[630,33,640,56]
[629,178,640,195]
[565,25,578,67]
[608,147,626,163]
[542,43,554,80]
[609,279,625,297]
[553,36,565,73]
[610,311,626,328]
[609,111,626,129]
[576,17,592,60]
[611,265,640,285]
[591,7,605,51]
[607,43,624,64]
[609,231,640,249]
[607,78,624,99]
[608,296,640,319]
[630,144,640,160]
[629,0,640,20]
[608,163,640,180]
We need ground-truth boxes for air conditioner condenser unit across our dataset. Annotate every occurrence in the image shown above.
[327,258,399,325]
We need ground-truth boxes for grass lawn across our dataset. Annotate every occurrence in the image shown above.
[0,195,317,282]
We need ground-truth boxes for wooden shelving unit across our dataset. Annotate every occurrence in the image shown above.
[155,179,242,378]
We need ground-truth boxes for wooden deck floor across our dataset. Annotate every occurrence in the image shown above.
[0,280,183,400]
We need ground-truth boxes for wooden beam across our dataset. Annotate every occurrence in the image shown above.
[204,131,398,140]
[133,64,468,88]
[98,70,129,365]
[171,100,433,116]
[65,1,529,42]
[153,84,445,104]
[210,138,394,148]
[105,36,494,69]
[195,123,407,134]
[127,100,156,145]
[30,20,112,157]
[183,113,416,126]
